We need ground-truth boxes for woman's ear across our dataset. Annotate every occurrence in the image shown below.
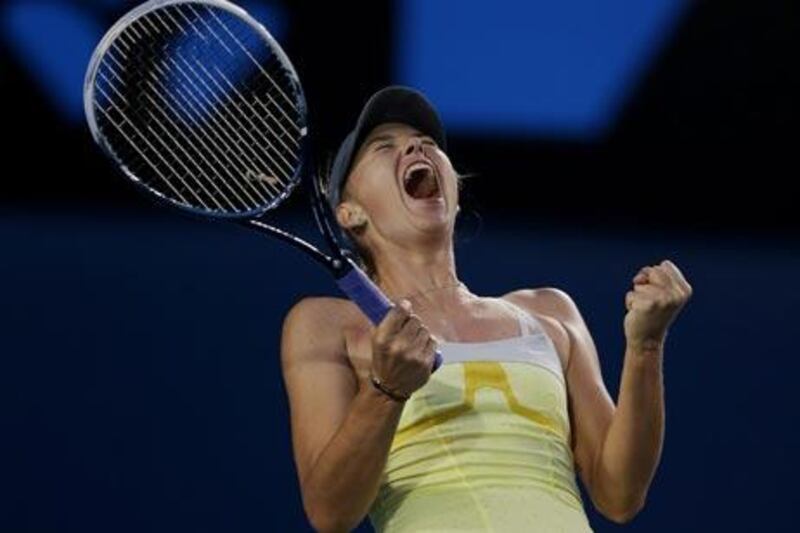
[336,201,367,231]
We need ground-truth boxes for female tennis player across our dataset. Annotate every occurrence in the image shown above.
[280,86,692,532]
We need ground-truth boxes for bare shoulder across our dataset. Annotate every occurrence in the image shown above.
[280,296,356,365]
[501,287,586,370]
[503,287,583,323]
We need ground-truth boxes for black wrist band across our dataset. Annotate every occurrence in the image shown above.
[369,373,410,402]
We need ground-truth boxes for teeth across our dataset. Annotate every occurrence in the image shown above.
[402,159,443,201]
[404,161,435,183]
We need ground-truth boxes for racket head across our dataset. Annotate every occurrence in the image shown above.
[84,0,308,219]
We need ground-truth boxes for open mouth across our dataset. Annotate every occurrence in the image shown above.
[402,161,441,200]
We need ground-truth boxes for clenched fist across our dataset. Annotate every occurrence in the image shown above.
[369,299,438,400]
[624,259,693,349]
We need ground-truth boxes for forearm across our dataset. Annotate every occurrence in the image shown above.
[593,339,665,519]
[303,384,404,532]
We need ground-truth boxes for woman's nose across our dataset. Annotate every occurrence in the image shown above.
[404,138,423,156]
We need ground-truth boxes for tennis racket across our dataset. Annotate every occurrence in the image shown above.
[83,0,443,372]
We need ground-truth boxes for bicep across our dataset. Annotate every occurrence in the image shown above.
[280,298,358,490]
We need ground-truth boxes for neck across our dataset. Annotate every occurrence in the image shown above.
[371,237,470,310]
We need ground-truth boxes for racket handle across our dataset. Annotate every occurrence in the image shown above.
[335,260,443,373]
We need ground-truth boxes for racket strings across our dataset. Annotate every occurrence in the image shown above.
[165,4,303,161]
[91,2,305,215]
[143,4,300,139]
[103,41,261,211]
[96,47,253,211]
[134,8,296,194]
[101,47,266,209]
[148,5,302,154]
[190,4,301,128]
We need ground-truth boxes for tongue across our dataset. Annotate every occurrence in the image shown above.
[406,169,439,199]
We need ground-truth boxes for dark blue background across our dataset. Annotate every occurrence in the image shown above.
[5,209,799,531]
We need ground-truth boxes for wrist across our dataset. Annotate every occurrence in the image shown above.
[369,371,410,403]
[626,335,666,356]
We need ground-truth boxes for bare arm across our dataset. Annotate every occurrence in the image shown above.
[591,260,691,520]
[281,298,427,532]
[512,288,647,523]
[543,287,663,523]
[531,263,690,524]
[590,340,664,522]
[300,384,405,532]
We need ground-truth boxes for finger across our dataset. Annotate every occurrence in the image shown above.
[625,290,636,311]
[396,314,424,345]
[407,325,431,353]
[632,282,666,298]
[384,318,425,360]
[421,335,438,365]
[376,299,413,340]
[626,288,658,308]
[626,290,659,311]
[660,260,693,294]
[643,265,674,289]
[633,265,656,285]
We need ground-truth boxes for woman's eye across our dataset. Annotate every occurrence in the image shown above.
[422,139,437,147]
[377,143,393,151]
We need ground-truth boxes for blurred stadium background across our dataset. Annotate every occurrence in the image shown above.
[2,1,797,531]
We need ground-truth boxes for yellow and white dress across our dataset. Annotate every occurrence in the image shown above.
[368,301,594,532]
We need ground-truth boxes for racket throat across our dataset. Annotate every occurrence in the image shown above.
[246,220,336,269]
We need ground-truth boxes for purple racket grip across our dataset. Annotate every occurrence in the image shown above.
[335,259,443,373]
